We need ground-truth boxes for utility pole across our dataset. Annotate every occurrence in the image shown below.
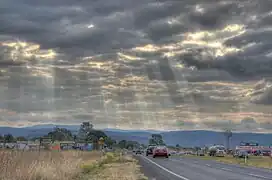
[224,129,232,153]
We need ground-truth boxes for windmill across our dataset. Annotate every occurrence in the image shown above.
[224,129,232,152]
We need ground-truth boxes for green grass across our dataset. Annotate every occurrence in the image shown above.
[184,154,272,169]
[79,151,147,180]
[80,152,122,174]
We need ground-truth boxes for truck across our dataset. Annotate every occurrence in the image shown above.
[208,145,226,157]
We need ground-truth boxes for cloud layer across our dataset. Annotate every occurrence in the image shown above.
[1,0,272,132]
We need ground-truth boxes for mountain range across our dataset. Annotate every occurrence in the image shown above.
[0,124,272,148]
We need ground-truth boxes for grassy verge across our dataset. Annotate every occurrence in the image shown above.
[0,150,147,180]
[0,150,101,180]
[79,151,147,180]
[184,154,272,169]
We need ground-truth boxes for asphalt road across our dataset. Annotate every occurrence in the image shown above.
[134,154,272,180]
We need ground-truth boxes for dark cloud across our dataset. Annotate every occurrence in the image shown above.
[0,60,25,67]
[181,50,272,77]
[133,2,184,29]
[260,122,272,130]
[1,0,272,131]
[146,20,187,42]
[239,117,260,130]
[249,79,272,105]
[203,120,236,130]
[253,86,272,105]
[176,120,196,128]
[241,117,257,124]
[184,70,234,82]
[73,114,94,120]
[188,2,241,30]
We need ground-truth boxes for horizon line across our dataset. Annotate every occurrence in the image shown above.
[0,123,272,134]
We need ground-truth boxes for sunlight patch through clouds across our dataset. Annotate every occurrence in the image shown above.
[0,0,272,132]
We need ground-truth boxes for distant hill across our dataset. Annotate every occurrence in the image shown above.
[24,124,80,131]
[103,130,272,148]
[0,125,272,148]
[103,129,152,144]
[0,125,79,138]
[161,130,272,148]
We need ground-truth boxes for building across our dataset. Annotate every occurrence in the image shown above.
[236,141,272,153]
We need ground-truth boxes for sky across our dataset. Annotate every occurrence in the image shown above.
[0,0,272,132]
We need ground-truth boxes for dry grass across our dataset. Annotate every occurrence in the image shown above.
[0,150,146,180]
[185,154,272,169]
[216,155,272,169]
[0,150,101,180]
[80,152,147,180]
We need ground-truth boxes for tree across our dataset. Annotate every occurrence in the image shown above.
[16,136,27,141]
[4,134,15,143]
[141,144,146,149]
[86,129,107,144]
[118,140,127,149]
[126,141,140,149]
[194,146,201,151]
[78,122,93,142]
[149,138,157,145]
[116,140,140,149]
[176,144,180,149]
[30,137,40,141]
[47,127,73,142]
[149,134,165,145]
[73,135,77,142]
[104,137,116,148]
[0,135,3,142]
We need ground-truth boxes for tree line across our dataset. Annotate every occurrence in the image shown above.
[0,134,27,143]
[0,122,142,150]
[0,122,116,147]
[0,122,169,150]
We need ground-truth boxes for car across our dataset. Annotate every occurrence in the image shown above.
[135,149,143,154]
[197,150,205,156]
[261,150,271,156]
[153,146,169,158]
[216,149,225,157]
[169,151,176,155]
[253,150,262,156]
[146,145,156,156]
[209,145,225,157]
[233,150,249,158]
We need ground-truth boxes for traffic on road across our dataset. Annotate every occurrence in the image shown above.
[131,143,272,180]
[134,152,272,180]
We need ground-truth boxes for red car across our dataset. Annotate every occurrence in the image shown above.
[261,150,271,156]
[153,146,169,158]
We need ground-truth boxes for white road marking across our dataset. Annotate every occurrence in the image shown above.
[145,156,272,180]
[141,156,190,180]
[221,168,231,171]
[249,173,272,180]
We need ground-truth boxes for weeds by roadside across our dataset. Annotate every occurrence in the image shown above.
[216,155,272,169]
[0,149,146,180]
[0,150,101,180]
[79,151,147,180]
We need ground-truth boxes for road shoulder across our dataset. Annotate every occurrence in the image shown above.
[134,154,187,180]
[79,152,147,180]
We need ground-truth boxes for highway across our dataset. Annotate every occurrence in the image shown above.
[134,155,272,180]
